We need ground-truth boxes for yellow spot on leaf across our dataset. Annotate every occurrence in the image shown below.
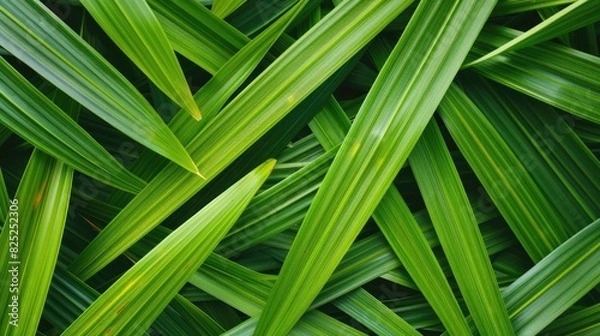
[350,142,361,157]
[116,304,126,314]
[33,180,48,209]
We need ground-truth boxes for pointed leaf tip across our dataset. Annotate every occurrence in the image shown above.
[190,106,202,121]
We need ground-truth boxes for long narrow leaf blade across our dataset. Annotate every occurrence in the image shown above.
[0,57,145,193]
[0,1,199,174]
[444,218,600,335]
[439,83,572,260]
[212,0,246,18]
[256,1,496,334]
[503,218,600,334]
[148,0,246,75]
[409,120,514,335]
[192,0,307,118]
[334,288,421,336]
[63,159,275,335]
[467,0,600,66]
[461,77,600,232]
[373,188,469,335]
[68,0,414,280]
[468,25,600,124]
[0,169,8,222]
[542,303,600,335]
[493,0,576,16]
[0,149,73,335]
[80,0,201,120]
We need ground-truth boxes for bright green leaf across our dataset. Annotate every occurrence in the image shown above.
[0,148,73,335]
[409,120,514,335]
[68,0,414,281]
[0,1,199,174]
[469,0,600,66]
[63,159,275,335]
[0,57,146,193]
[256,1,495,334]
[212,0,246,18]
[80,0,202,120]
[334,288,421,336]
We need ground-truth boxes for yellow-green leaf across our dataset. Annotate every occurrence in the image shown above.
[0,149,73,335]
[63,159,275,335]
[0,1,199,174]
[81,0,201,120]
[256,1,495,334]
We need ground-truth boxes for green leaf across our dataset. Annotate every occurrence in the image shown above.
[62,159,275,335]
[440,82,575,261]
[0,125,11,147]
[170,295,225,336]
[334,288,421,336]
[187,254,366,335]
[0,57,146,193]
[409,120,514,335]
[543,303,600,335]
[0,1,199,175]
[256,1,495,334]
[43,264,220,335]
[0,148,73,335]
[460,77,600,233]
[80,0,201,120]
[148,0,246,75]
[468,25,600,124]
[308,96,352,151]
[502,219,600,334]
[226,0,300,36]
[110,0,306,189]
[190,0,307,123]
[43,265,100,332]
[186,211,506,333]
[448,218,600,335]
[68,0,414,280]
[217,148,336,257]
[222,312,366,336]
[126,233,365,335]
[212,0,246,18]
[373,188,470,335]
[0,168,8,223]
[493,0,577,16]
[441,76,600,264]
[467,0,600,67]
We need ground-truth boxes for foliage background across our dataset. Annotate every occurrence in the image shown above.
[0,0,599,335]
